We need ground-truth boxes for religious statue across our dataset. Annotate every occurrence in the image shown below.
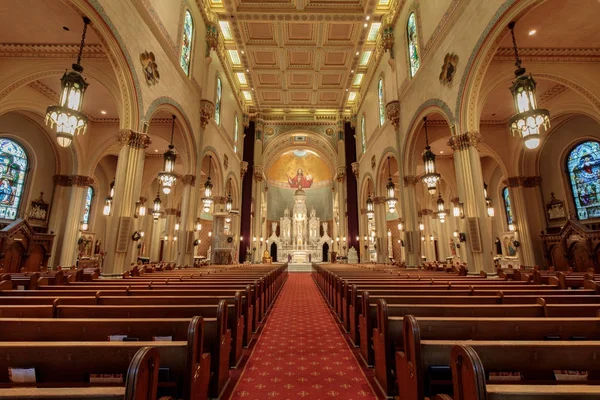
[322,222,328,237]
[271,222,278,237]
[308,208,319,243]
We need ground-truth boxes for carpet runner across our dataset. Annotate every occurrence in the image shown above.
[229,273,378,399]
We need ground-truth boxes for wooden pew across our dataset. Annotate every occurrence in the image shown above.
[0,346,161,400]
[0,317,209,400]
[374,310,600,396]
[440,344,600,400]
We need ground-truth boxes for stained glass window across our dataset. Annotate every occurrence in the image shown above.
[215,77,222,125]
[83,186,94,225]
[407,12,420,77]
[234,115,239,153]
[502,187,513,225]
[0,139,28,220]
[361,115,366,154]
[567,141,600,220]
[378,78,385,127]
[179,10,194,75]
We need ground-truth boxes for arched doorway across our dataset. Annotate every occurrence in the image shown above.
[322,242,329,262]
[270,242,277,262]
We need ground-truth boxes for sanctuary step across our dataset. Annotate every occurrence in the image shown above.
[287,263,312,272]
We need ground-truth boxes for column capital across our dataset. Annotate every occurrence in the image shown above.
[335,166,346,182]
[350,114,357,129]
[373,196,387,205]
[386,100,400,129]
[253,165,264,182]
[448,131,481,151]
[504,176,542,188]
[205,22,219,54]
[200,99,215,128]
[117,130,151,149]
[164,208,179,216]
[53,174,94,187]
[181,174,196,186]
[240,161,249,180]
[403,175,419,187]
[351,162,360,180]
[419,208,433,216]
[255,118,265,139]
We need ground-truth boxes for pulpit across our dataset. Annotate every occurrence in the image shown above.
[0,219,54,273]
[541,219,600,272]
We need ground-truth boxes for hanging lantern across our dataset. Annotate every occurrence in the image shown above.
[109,180,115,198]
[436,194,446,219]
[385,157,398,213]
[421,117,440,195]
[225,178,233,213]
[507,22,550,150]
[366,194,375,220]
[201,156,214,213]
[158,115,178,194]
[103,197,112,216]
[175,222,180,231]
[453,230,459,238]
[135,198,146,218]
[45,17,91,147]
[453,199,464,219]
[419,221,425,231]
[484,183,494,217]
[152,190,162,221]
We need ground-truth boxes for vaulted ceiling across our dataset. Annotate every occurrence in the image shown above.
[209,0,393,114]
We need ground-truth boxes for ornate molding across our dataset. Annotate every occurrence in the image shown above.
[117,130,151,149]
[253,165,264,182]
[494,47,600,63]
[240,161,249,180]
[448,132,481,151]
[181,175,196,186]
[419,208,433,216]
[335,166,346,182]
[374,196,387,205]
[351,162,360,180]
[164,208,178,216]
[200,100,215,129]
[403,175,419,187]
[0,43,106,59]
[504,176,542,188]
[53,175,95,187]
[385,101,400,129]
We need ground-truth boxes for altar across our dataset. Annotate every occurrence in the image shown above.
[268,186,332,265]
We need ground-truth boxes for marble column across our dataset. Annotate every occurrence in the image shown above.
[449,132,494,273]
[177,175,196,266]
[47,178,67,268]
[251,117,265,263]
[401,175,420,267]
[336,118,348,241]
[56,175,95,267]
[374,196,388,263]
[103,130,151,275]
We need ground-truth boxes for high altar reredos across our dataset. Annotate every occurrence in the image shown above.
[268,187,331,266]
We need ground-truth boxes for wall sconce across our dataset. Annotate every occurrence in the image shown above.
[429,235,434,242]
[173,236,177,242]
[421,235,425,241]
[453,230,459,238]
[356,236,360,241]
[253,236,257,242]
[131,231,142,241]
[140,231,145,238]
[163,235,168,241]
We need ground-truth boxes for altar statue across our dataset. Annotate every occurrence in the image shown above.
[271,222,278,236]
[322,221,328,236]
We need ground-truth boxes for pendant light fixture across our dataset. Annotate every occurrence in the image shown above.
[484,183,495,217]
[103,179,115,216]
[507,21,550,150]
[152,190,162,221]
[437,194,446,221]
[158,115,177,194]
[421,117,440,195]
[134,198,146,218]
[385,156,397,213]
[453,199,465,219]
[366,194,375,220]
[225,178,233,213]
[201,156,214,213]
[45,17,91,147]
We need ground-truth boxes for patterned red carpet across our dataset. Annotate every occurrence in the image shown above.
[229,273,378,400]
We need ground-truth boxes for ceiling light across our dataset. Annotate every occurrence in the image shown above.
[219,21,233,40]
[348,92,357,102]
[378,0,390,4]
[440,150,444,154]
[236,72,247,85]
[355,51,360,56]
[100,110,107,115]
[528,29,537,36]
[351,69,354,73]
[243,91,252,101]
[346,88,349,92]
[366,16,370,21]
[353,74,364,85]
[364,23,368,28]
[227,50,241,65]
[241,50,244,54]
[367,23,381,41]
[246,69,249,72]
[359,51,372,66]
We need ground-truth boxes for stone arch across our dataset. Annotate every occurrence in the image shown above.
[201,146,224,197]
[375,148,399,198]
[403,99,455,176]
[224,170,241,209]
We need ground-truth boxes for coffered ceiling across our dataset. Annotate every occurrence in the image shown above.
[209,0,393,114]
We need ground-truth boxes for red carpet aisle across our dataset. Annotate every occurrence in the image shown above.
[230,273,378,400]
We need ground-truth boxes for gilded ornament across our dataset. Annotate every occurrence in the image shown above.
[140,51,160,85]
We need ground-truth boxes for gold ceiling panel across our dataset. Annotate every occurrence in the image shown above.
[287,50,314,69]
[284,23,317,45]
[257,73,283,87]
[250,49,279,69]
[287,72,314,88]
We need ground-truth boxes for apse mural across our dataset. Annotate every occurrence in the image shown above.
[568,141,600,220]
[267,149,332,189]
